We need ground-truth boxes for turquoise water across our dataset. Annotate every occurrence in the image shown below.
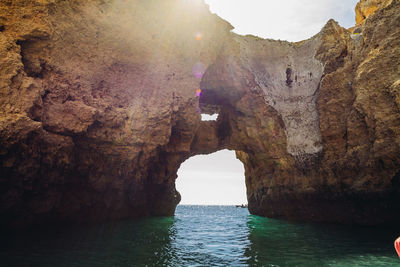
[1,205,399,266]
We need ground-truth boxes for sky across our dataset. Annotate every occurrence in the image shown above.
[204,0,358,42]
[176,0,359,205]
[176,149,247,205]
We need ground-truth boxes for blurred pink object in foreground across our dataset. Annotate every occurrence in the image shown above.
[395,237,400,258]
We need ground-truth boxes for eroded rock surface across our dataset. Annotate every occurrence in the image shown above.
[0,0,399,227]
[355,0,393,25]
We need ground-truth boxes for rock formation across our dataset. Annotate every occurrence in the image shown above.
[0,0,399,227]
[355,0,393,25]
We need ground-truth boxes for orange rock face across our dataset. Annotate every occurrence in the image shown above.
[355,0,392,25]
[0,0,399,227]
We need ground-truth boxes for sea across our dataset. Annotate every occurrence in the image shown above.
[1,205,399,266]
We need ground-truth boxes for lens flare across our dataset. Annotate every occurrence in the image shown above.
[195,88,202,97]
[192,62,206,79]
[195,32,203,41]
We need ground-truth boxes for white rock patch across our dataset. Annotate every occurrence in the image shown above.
[236,35,324,156]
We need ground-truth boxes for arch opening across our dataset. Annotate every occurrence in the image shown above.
[175,149,247,205]
[201,113,219,121]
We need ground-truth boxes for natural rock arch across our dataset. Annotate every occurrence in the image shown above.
[0,0,399,227]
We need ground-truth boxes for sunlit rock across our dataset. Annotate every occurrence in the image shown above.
[355,0,392,25]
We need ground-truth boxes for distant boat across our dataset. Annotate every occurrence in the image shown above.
[235,204,248,208]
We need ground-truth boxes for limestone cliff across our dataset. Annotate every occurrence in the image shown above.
[0,0,399,227]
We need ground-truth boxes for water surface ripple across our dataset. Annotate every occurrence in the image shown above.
[1,205,399,266]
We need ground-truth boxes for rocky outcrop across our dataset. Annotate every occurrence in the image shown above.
[355,0,393,25]
[0,0,399,227]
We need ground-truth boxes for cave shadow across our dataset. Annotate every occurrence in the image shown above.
[0,217,177,267]
[244,215,400,266]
